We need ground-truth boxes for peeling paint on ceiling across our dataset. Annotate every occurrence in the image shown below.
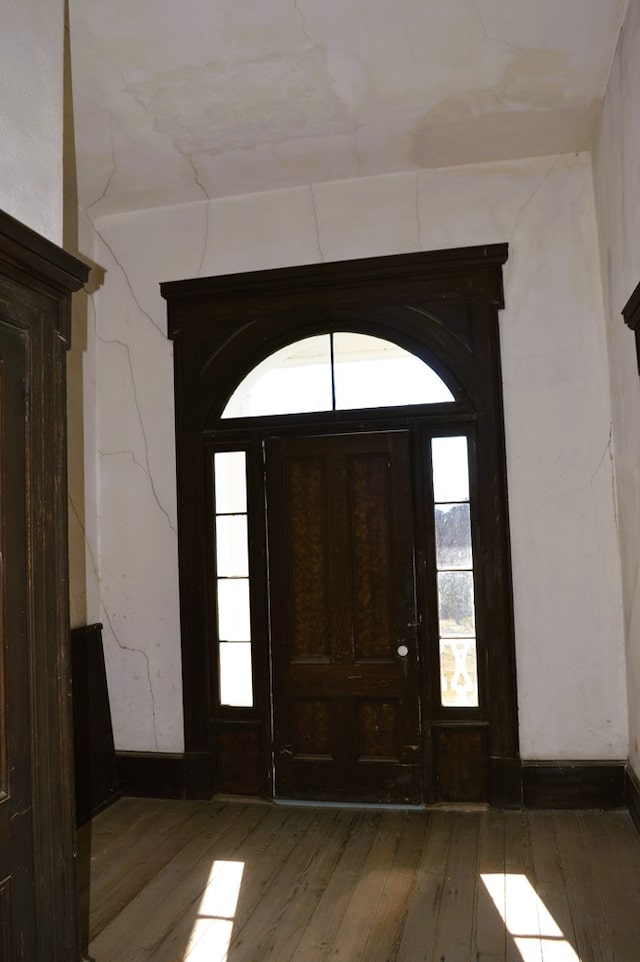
[68,0,628,218]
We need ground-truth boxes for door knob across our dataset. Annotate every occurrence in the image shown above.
[397,644,408,657]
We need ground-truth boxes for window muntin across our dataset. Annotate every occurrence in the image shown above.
[431,436,479,708]
[214,451,253,707]
[221,332,454,418]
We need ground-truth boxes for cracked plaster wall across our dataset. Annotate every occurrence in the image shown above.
[593,0,640,778]
[90,153,627,758]
[0,0,65,242]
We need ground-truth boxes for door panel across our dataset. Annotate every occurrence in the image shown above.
[267,432,422,803]
[0,321,36,960]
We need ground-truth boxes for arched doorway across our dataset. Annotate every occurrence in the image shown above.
[162,245,520,806]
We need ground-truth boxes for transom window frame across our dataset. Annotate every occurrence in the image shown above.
[162,245,520,806]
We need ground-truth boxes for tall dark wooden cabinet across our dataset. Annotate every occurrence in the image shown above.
[0,211,88,961]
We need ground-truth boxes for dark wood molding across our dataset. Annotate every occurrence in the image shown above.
[163,246,519,807]
[0,209,89,961]
[621,277,640,374]
[522,761,626,809]
[162,245,508,331]
[626,764,640,834]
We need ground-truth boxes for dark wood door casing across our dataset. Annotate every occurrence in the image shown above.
[162,245,520,806]
[267,431,422,803]
[0,210,89,961]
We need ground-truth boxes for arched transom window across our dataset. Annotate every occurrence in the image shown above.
[221,332,455,419]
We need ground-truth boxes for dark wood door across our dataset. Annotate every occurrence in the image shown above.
[267,431,422,803]
[0,320,36,960]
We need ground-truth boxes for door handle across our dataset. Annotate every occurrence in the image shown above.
[397,642,409,679]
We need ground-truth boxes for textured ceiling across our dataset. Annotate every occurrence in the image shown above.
[68,0,628,218]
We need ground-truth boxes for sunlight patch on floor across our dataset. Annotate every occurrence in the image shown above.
[184,860,245,962]
[482,873,580,962]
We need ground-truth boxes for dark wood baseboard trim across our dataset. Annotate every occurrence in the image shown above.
[116,750,215,800]
[116,752,187,799]
[114,752,633,815]
[77,789,123,827]
[626,764,640,834]
[522,760,626,809]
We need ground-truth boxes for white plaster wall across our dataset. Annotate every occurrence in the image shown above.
[592,0,640,776]
[90,154,628,759]
[1,0,65,242]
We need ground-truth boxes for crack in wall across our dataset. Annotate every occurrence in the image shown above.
[309,184,325,261]
[293,0,315,49]
[93,226,165,337]
[591,422,619,540]
[512,159,561,240]
[184,150,210,276]
[68,490,100,585]
[87,120,117,214]
[96,333,176,534]
[471,0,527,54]
[100,597,159,752]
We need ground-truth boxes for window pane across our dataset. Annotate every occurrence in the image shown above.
[219,641,253,707]
[333,332,454,409]
[217,578,251,640]
[216,516,249,577]
[221,335,332,418]
[432,436,470,503]
[439,639,478,707]
[214,452,247,514]
[437,570,475,636]
[435,503,473,569]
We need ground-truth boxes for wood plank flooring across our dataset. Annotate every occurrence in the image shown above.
[79,798,640,962]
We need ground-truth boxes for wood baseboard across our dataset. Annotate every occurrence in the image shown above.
[522,760,626,809]
[113,752,632,815]
[626,764,640,833]
[115,750,215,800]
[116,752,186,799]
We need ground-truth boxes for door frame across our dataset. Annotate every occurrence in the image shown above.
[163,244,521,806]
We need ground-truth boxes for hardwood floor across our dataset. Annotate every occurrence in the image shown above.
[79,797,640,962]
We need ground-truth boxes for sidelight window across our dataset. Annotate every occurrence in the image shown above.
[431,436,479,708]
[213,451,253,707]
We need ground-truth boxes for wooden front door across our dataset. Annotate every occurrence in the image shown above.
[0,320,36,960]
[266,431,423,804]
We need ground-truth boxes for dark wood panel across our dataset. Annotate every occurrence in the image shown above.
[435,725,489,802]
[294,700,333,756]
[348,453,394,660]
[523,761,626,809]
[216,726,262,795]
[356,699,400,759]
[71,623,120,824]
[284,456,330,661]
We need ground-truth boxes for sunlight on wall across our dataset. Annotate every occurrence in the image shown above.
[482,873,580,962]
[184,860,245,962]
